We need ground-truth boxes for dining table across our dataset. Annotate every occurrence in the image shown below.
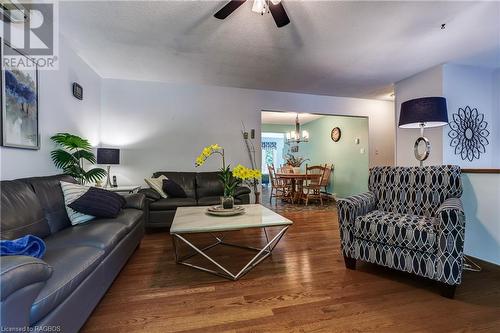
[275,173,322,203]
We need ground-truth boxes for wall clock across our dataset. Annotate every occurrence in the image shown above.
[331,127,341,142]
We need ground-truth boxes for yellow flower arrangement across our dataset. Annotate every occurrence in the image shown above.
[233,164,261,181]
[194,145,260,198]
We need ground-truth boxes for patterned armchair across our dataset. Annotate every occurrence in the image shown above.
[337,165,465,298]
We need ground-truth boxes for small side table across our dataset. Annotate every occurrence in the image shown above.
[105,185,141,194]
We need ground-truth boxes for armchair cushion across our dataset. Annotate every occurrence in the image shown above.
[354,210,438,253]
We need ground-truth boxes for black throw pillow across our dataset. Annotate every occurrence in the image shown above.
[162,179,187,198]
[68,187,126,218]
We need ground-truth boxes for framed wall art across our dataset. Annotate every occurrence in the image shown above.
[1,40,40,149]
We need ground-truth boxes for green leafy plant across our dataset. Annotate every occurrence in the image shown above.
[50,133,107,185]
[285,154,309,167]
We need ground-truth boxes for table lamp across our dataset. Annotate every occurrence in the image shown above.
[97,148,120,187]
[399,97,448,166]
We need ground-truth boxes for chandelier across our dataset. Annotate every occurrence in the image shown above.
[286,114,309,144]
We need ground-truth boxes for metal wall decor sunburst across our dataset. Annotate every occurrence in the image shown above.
[448,106,490,161]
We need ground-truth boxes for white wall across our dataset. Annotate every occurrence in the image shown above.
[493,69,500,167]
[462,173,500,265]
[100,79,395,186]
[443,64,497,167]
[0,37,102,180]
[395,65,444,166]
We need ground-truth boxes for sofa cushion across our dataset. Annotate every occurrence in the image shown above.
[68,187,126,218]
[197,196,244,206]
[43,211,140,253]
[98,209,143,231]
[149,198,197,211]
[153,172,196,199]
[20,175,76,234]
[0,180,50,240]
[60,182,96,225]
[354,210,438,253]
[195,172,223,198]
[29,246,104,324]
[162,179,187,198]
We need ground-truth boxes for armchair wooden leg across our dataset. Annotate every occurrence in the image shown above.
[440,283,457,299]
[344,256,356,270]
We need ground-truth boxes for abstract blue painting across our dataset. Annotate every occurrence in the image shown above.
[1,43,39,149]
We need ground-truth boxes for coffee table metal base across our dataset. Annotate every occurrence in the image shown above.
[171,226,289,281]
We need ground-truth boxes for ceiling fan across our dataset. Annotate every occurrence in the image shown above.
[214,0,290,28]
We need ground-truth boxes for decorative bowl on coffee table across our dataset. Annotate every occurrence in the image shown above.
[206,205,245,217]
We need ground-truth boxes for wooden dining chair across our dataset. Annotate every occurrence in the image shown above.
[302,164,327,206]
[268,164,289,205]
[320,164,333,193]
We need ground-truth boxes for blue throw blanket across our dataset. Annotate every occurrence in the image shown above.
[0,235,46,259]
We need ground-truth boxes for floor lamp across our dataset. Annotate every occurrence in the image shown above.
[398,97,448,166]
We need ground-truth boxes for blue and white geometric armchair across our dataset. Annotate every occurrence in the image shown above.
[337,165,465,298]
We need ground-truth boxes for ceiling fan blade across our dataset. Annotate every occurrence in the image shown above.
[268,1,290,28]
[214,0,247,19]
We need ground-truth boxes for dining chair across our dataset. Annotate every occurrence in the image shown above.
[268,164,289,205]
[302,164,327,205]
[321,164,334,193]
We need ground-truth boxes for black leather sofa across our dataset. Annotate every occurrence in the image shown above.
[140,171,251,228]
[0,174,145,332]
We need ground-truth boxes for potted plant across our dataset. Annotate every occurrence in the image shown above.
[195,144,260,209]
[285,154,309,173]
[50,133,107,185]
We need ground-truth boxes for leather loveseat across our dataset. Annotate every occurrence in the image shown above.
[140,171,251,228]
[0,174,145,332]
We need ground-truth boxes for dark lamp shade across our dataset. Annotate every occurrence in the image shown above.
[399,97,448,128]
[97,148,120,165]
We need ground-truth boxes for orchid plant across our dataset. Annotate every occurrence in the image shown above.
[195,144,260,197]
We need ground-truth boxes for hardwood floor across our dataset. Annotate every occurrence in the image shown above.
[82,197,500,332]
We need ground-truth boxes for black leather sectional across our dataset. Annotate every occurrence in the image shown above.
[140,171,251,228]
[0,175,145,332]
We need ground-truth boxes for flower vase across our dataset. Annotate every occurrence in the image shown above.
[221,196,234,209]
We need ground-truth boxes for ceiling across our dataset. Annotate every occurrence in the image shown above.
[60,1,500,100]
[261,111,323,125]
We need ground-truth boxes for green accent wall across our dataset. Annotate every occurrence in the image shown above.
[300,116,369,198]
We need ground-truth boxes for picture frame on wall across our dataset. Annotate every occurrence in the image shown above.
[1,39,40,150]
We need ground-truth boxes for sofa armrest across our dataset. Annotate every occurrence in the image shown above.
[122,193,146,210]
[1,256,52,328]
[435,197,466,285]
[138,188,161,201]
[234,186,251,197]
[336,191,377,258]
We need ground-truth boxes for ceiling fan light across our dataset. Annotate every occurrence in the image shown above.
[252,0,266,14]
[270,0,281,5]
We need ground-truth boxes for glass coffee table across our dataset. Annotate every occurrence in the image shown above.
[170,204,293,280]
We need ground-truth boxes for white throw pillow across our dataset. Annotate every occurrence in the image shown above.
[144,175,168,198]
[60,181,95,225]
